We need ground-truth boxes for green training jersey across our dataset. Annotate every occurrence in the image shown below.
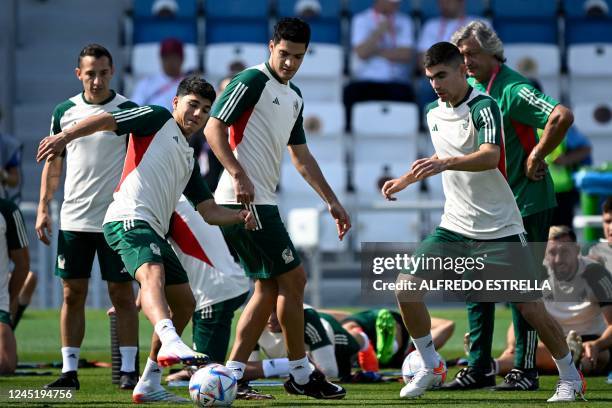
[469,64,557,217]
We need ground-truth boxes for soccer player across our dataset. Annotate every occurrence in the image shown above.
[36,44,139,390]
[0,198,29,374]
[449,21,574,391]
[496,226,612,376]
[37,76,255,403]
[204,17,351,399]
[381,42,585,402]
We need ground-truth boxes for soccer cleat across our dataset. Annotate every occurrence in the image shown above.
[566,330,583,365]
[119,371,139,390]
[399,365,443,399]
[236,380,275,400]
[547,371,587,402]
[493,368,539,391]
[284,369,346,399]
[375,309,397,365]
[441,366,496,390]
[44,371,80,390]
[132,387,190,404]
[157,341,210,367]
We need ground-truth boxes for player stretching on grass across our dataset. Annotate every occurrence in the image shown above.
[37,76,255,403]
[205,17,350,399]
[381,42,585,402]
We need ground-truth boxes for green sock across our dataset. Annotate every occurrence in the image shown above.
[511,303,537,370]
[466,302,495,371]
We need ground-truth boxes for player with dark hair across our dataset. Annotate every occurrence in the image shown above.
[37,75,255,403]
[37,43,139,391]
[450,21,574,392]
[381,42,585,402]
[205,17,350,399]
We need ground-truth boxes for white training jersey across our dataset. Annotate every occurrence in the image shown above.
[50,91,137,232]
[544,255,612,336]
[0,199,28,313]
[168,196,249,311]
[425,87,524,239]
[103,105,212,237]
[587,240,612,272]
[211,63,306,205]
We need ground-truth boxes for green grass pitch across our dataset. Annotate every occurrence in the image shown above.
[2,307,610,406]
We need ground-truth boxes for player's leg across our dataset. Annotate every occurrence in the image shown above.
[430,317,455,350]
[276,265,307,361]
[494,323,517,376]
[0,313,17,374]
[11,270,37,330]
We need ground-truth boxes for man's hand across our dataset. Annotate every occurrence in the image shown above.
[328,201,351,241]
[233,173,255,205]
[37,133,68,162]
[524,151,548,180]
[238,209,257,231]
[582,340,599,368]
[35,206,52,245]
[411,157,447,180]
[381,176,412,201]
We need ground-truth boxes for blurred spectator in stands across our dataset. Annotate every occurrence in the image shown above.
[217,61,246,95]
[295,0,322,19]
[522,81,593,229]
[152,0,178,18]
[344,0,415,132]
[587,197,612,270]
[0,108,22,202]
[415,1,482,116]
[585,0,609,17]
[131,38,186,110]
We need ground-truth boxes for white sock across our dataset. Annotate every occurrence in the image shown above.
[289,356,314,385]
[357,331,370,352]
[553,352,581,381]
[137,358,162,390]
[154,319,180,345]
[120,346,138,372]
[61,347,80,373]
[262,358,290,377]
[412,333,438,369]
[226,360,246,381]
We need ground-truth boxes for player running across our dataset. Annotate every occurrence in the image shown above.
[205,18,350,399]
[37,76,255,404]
[449,21,574,391]
[381,42,585,402]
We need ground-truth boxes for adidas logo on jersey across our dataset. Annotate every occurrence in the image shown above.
[272,97,280,105]
[282,247,294,264]
[173,136,179,143]
[431,124,439,132]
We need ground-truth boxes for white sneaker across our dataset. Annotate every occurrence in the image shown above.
[547,372,587,402]
[566,330,583,365]
[132,385,190,404]
[157,340,210,367]
[400,362,445,399]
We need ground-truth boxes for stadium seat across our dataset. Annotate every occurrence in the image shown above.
[573,102,612,165]
[567,44,612,104]
[419,0,486,20]
[353,210,420,251]
[132,0,198,18]
[133,17,198,43]
[491,0,558,17]
[287,207,348,252]
[347,0,413,15]
[352,101,419,137]
[352,160,415,204]
[291,43,344,101]
[131,42,199,80]
[565,18,612,44]
[302,101,345,137]
[562,0,612,17]
[277,0,342,43]
[503,44,561,100]
[204,0,269,44]
[493,19,557,44]
[203,43,269,84]
[205,0,268,18]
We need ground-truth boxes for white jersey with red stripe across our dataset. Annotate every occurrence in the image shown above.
[103,105,213,237]
[425,87,524,239]
[210,63,306,205]
[168,196,249,310]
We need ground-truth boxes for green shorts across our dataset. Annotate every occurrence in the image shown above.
[192,292,249,362]
[319,312,360,378]
[0,310,11,326]
[55,230,131,282]
[404,227,541,301]
[103,220,188,285]
[220,205,301,279]
[523,208,554,280]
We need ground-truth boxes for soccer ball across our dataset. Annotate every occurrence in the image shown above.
[401,350,447,387]
[189,363,238,407]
